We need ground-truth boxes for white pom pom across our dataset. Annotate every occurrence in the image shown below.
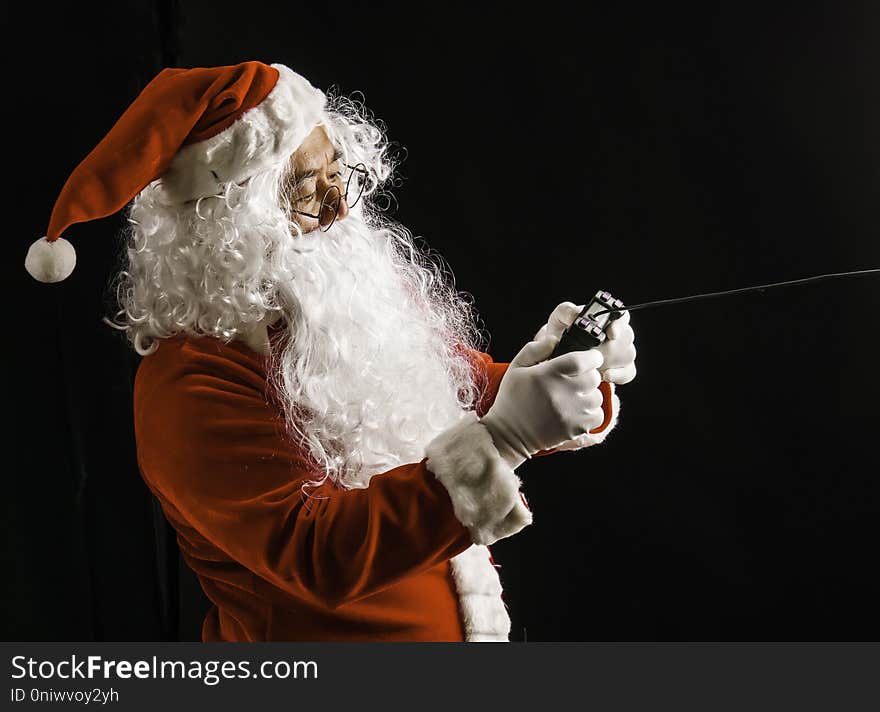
[25,236,76,283]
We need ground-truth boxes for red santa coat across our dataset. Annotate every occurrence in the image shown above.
[133,329,615,641]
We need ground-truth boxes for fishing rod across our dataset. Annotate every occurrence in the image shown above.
[551,268,879,356]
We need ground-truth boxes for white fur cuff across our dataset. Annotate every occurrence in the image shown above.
[425,412,533,546]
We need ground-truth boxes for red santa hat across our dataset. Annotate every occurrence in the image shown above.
[25,61,326,283]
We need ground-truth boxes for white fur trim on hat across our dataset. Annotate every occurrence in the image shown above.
[161,64,326,203]
[425,411,532,546]
[25,236,76,283]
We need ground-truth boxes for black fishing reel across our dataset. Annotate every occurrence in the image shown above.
[551,290,626,358]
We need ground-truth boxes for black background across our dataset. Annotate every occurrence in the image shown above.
[5,1,879,641]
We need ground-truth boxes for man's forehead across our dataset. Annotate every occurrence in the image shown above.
[292,125,339,173]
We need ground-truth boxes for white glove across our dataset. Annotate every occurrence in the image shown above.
[533,301,582,342]
[535,301,637,385]
[596,309,637,385]
[480,336,606,470]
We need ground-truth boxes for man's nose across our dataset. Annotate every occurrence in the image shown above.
[317,183,349,227]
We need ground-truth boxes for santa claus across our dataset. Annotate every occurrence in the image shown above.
[25,61,637,641]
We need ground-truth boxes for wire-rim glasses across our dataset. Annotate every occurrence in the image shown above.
[290,162,368,232]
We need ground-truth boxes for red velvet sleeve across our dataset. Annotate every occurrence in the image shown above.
[461,348,510,418]
[134,339,476,610]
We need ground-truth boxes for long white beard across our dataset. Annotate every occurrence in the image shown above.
[267,213,479,490]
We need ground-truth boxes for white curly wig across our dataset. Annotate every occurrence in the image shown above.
[106,92,488,489]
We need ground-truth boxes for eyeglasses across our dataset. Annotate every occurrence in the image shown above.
[290,162,368,232]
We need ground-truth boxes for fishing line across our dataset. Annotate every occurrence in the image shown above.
[592,268,879,317]
[553,268,879,357]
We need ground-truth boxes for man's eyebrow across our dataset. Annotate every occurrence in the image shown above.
[291,169,317,187]
[290,150,343,190]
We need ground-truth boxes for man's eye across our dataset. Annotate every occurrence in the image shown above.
[295,193,316,204]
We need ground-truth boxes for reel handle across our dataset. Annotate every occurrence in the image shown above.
[551,289,625,357]
[550,290,625,434]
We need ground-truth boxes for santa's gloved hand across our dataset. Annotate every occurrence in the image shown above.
[533,301,583,343]
[534,301,637,385]
[480,337,606,470]
[595,308,637,385]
